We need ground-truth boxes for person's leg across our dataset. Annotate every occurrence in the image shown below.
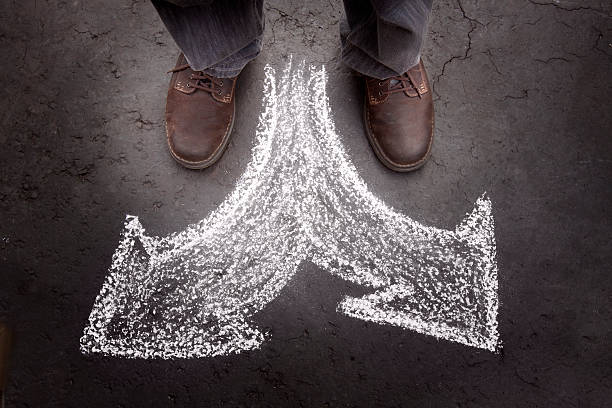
[150,0,264,169]
[152,0,264,77]
[341,0,432,79]
[341,0,434,172]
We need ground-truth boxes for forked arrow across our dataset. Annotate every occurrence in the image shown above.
[80,61,500,358]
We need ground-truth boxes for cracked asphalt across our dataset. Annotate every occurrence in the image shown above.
[1,0,611,406]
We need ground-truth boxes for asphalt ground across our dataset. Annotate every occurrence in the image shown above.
[1,0,611,406]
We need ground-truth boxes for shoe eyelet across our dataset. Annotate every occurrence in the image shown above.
[218,90,222,95]
[378,91,383,96]
[219,80,224,86]
[378,81,384,86]
[186,83,190,88]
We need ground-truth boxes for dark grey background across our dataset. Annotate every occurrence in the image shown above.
[1,0,611,406]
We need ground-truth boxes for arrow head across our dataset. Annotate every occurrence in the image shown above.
[80,216,271,358]
[337,194,500,352]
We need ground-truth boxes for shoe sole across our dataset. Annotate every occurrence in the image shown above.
[362,95,433,173]
[166,103,236,170]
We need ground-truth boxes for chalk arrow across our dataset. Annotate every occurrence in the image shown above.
[80,61,500,359]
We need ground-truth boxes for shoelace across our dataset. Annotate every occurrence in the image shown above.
[168,64,224,94]
[381,73,419,97]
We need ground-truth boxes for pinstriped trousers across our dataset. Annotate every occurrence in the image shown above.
[151,0,433,79]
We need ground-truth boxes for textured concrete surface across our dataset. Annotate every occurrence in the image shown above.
[1,0,611,406]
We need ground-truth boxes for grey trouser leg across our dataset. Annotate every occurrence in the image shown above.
[151,0,432,80]
[151,0,264,78]
[341,0,433,79]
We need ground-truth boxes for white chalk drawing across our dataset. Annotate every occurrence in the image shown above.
[80,61,500,359]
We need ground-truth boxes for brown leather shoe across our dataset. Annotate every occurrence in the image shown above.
[363,59,434,172]
[165,54,236,169]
